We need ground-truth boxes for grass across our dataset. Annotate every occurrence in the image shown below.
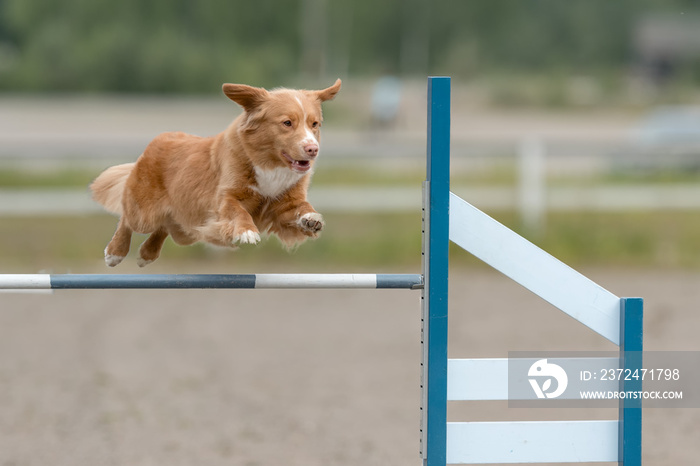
[5,164,700,190]
[1,210,699,274]
[0,166,427,189]
[0,168,97,189]
[0,213,422,273]
[2,166,700,272]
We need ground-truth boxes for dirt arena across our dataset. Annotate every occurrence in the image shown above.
[0,268,698,465]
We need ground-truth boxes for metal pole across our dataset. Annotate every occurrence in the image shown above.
[0,274,423,290]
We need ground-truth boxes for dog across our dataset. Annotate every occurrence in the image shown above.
[90,79,341,267]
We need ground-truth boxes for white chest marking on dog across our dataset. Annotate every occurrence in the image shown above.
[253,166,306,198]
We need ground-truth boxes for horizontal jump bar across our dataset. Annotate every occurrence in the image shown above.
[0,274,423,290]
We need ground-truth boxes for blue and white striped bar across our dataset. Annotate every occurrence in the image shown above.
[0,274,423,290]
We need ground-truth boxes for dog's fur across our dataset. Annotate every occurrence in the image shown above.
[90,79,341,267]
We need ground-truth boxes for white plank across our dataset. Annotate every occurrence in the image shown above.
[448,359,509,401]
[446,420,618,464]
[448,357,620,401]
[449,192,621,345]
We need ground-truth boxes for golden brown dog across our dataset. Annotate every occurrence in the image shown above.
[90,79,341,267]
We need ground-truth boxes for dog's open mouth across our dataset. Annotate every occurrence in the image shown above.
[281,152,312,173]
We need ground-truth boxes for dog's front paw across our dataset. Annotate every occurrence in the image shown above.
[234,229,261,245]
[297,212,324,234]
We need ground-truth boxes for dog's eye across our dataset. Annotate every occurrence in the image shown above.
[282,120,293,127]
[312,121,319,128]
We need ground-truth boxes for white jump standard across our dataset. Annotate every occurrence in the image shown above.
[0,77,643,466]
[420,77,642,466]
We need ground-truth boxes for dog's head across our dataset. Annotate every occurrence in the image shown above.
[223,79,341,173]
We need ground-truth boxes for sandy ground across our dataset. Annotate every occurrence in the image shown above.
[0,268,698,465]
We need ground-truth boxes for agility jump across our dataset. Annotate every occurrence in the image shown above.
[0,77,643,465]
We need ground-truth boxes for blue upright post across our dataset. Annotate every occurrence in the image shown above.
[619,297,644,466]
[422,76,451,466]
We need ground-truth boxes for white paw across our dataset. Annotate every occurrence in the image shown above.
[234,230,261,245]
[104,249,124,267]
[136,257,154,268]
[298,212,324,233]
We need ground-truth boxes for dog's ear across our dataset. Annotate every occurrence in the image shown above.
[222,83,270,112]
[314,79,341,102]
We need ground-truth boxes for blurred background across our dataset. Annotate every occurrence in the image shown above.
[1,0,700,272]
[1,2,700,465]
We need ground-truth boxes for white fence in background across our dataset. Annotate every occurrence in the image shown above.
[3,182,700,217]
[2,131,700,220]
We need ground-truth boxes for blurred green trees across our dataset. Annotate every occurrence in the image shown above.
[0,0,698,93]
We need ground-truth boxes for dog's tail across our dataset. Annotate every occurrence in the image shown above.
[90,163,135,215]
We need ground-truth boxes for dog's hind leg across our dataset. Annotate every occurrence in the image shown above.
[105,218,133,267]
[137,227,169,267]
